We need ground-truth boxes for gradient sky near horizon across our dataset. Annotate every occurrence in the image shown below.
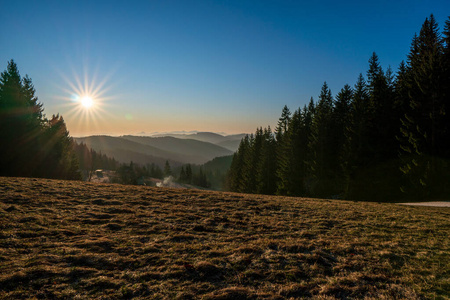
[1,0,449,137]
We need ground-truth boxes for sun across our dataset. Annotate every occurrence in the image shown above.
[57,62,118,136]
[80,96,94,109]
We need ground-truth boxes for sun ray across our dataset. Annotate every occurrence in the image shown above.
[53,61,119,136]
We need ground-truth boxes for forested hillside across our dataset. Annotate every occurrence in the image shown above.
[227,15,450,201]
[151,132,246,152]
[75,135,233,166]
[173,155,233,190]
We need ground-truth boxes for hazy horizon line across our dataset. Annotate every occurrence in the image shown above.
[71,130,249,139]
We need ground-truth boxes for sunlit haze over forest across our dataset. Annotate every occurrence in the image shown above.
[1,0,449,136]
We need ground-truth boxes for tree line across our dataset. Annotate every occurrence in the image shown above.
[0,60,173,185]
[177,163,210,188]
[0,60,81,180]
[226,15,450,201]
[73,142,120,180]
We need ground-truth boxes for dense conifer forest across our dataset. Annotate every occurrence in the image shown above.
[0,60,81,180]
[226,15,450,201]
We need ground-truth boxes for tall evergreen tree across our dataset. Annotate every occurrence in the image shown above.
[275,105,291,139]
[240,134,255,193]
[367,53,398,161]
[394,61,410,124]
[193,167,209,188]
[333,84,353,192]
[399,15,447,198]
[275,106,291,195]
[302,99,315,194]
[442,17,450,157]
[185,164,193,184]
[343,74,371,198]
[248,128,264,193]
[0,60,45,176]
[226,135,251,192]
[308,82,336,197]
[163,160,172,177]
[40,115,81,180]
[256,126,277,195]
[0,60,81,180]
[179,166,187,183]
[286,108,309,195]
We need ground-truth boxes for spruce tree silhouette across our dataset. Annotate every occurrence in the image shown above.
[0,60,80,179]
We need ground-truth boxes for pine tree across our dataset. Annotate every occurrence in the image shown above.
[164,160,172,177]
[343,74,371,198]
[240,134,255,193]
[275,105,291,140]
[366,53,398,161]
[276,116,293,195]
[399,15,447,198]
[275,106,291,195]
[40,115,81,179]
[149,163,164,179]
[227,135,251,192]
[442,17,450,158]
[179,166,187,183]
[0,60,82,180]
[302,99,315,194]
[354,53,402,200]
[185,164,193,184]
[394,61,410,123]
[286,108,308,195]
[248,128,264,193]
[333,84,353,193]
[256,126,277,195]
[0,60,44,176]
[308,82,336,197]
[117,161,138,185]
[193,167,209,188]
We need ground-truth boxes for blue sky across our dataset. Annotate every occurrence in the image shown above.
[1,0,449,136]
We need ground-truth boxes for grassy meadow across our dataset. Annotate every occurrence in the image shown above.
[0,177,449,299]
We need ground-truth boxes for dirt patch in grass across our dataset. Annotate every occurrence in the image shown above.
[398,201,450,207]
[0,176,449,299]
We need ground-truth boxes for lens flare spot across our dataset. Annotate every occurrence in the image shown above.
[71,94,79,102]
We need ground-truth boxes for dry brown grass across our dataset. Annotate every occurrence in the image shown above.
[0,177,449,299]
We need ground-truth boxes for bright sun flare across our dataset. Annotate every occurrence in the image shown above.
[80,96,94,109]
[60,65,115,136]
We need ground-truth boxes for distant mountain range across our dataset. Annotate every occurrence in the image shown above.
[150,132,246,151]
[74,132,245,167]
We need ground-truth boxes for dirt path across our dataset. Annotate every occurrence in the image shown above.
[398,201,450,207]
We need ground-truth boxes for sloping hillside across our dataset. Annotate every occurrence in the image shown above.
[75,135,232,166]
[152,132,246,152]
[121,136,232,162]
[0,177,448,299]
[215,139,242,152]
[75,135,183,167]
